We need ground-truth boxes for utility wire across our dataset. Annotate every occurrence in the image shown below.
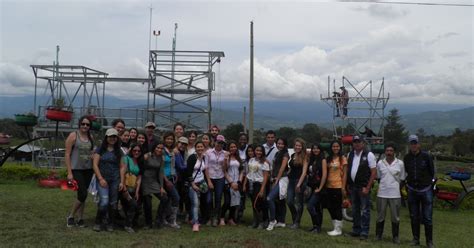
[339,1,474,7]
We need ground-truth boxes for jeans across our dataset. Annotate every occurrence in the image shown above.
[221,184,238,221]
[250,181,268,224]
[350,186,372,236]
[267,183,286,223]
[177,176,191,217]
[307,191,323,227]
[189,185,201,224]
[287,178,305,224]
[95,176,120,225]
[207,178,225,219]
[408,188,433,225]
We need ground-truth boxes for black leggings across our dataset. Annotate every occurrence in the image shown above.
[221,185,237,221]
[143,193,169,226]
[72,169,94,203]
[326,188,342,221]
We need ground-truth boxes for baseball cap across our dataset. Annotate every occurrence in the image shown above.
[216,135,226,143]
[408,134,419,143]
[352,135,364,142]
[105,128,119,137]
[178,137,189,144]
[145,122,156,129]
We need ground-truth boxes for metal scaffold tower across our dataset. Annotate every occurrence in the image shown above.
[148,50,225,131]
[320,76,390,144]
[31,57,109,167]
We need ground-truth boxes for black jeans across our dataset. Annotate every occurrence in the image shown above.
[119,189,138,227]
[326,188,342,220]
[307,191,324,227]
[143,193,170,226]
[250,181,268,224]
[221,184,237,221]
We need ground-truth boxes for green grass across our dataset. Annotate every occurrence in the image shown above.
[1,180,474,247]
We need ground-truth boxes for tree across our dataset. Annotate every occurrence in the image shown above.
[300,123,321,145]
[221,123,244,142]
[384,108,408,151]
[276,127,297,146]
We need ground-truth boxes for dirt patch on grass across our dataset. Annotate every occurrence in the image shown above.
[243,239,263,248]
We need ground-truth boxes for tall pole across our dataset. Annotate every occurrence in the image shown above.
[170,23,178,124]
[249,21,254,144]
[147,6,152,121]
[243,106,247,133]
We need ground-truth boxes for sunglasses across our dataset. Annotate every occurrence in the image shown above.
[81,122,90,127]
[132,149,141,153]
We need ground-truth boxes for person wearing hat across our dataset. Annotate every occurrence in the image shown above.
[346,135,377,240]
[205,134,228,226]
[403,135,436,248]
[340,86,349,117]
[144,121,160,153]
[92,128,124,232]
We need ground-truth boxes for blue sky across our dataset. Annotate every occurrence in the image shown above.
[1,0,473,105]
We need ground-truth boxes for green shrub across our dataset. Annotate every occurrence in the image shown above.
[0,164,66,180]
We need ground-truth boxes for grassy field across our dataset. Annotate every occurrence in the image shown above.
[1,179,474,248]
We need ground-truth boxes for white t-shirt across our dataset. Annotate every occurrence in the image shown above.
[192,156,207,183]
[376,158,406,198]
[246,157,270,183]
[263,143,277,169]
[239,145,248,161]
[350,151,376,182]
[226,158,241,184]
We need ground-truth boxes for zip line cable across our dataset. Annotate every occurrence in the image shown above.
[339,1,474,7]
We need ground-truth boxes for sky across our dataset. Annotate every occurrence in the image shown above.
[1,0,473,106]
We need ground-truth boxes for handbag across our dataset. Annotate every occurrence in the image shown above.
[124,157,138,188]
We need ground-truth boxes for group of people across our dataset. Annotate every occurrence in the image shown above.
[64,116,435,248]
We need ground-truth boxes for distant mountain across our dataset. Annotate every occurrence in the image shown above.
[1,95,472,135]
[402,107,474,136]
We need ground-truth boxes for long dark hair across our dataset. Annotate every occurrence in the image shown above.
[98,134,122,162]
[309,143,324,167]
[245,144,255,163]
[274,137,288,163]
[254,145,267,164]
[327,140,343,166]
[137,132,149,154]
[227,140,243,165]
[77,115,94,150]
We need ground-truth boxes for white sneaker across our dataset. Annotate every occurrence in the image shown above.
[275,222,286,228]
[266,220,277,231]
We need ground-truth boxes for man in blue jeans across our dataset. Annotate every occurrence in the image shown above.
[346,135,377,240]
[403,135,436,248]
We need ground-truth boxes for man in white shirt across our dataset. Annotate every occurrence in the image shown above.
[263,130,277,169]
[346,136,377,240]
[376,144,406,244]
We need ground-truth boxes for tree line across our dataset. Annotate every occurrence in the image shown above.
[1,108,473,158]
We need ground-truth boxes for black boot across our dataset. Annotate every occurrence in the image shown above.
[375,221,384,241]
[392,222,400,244]
[425,224,434,248]
[410,220,420,246]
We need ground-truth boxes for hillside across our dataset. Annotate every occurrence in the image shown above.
[1,95,472,135]
[402,107,474,136]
